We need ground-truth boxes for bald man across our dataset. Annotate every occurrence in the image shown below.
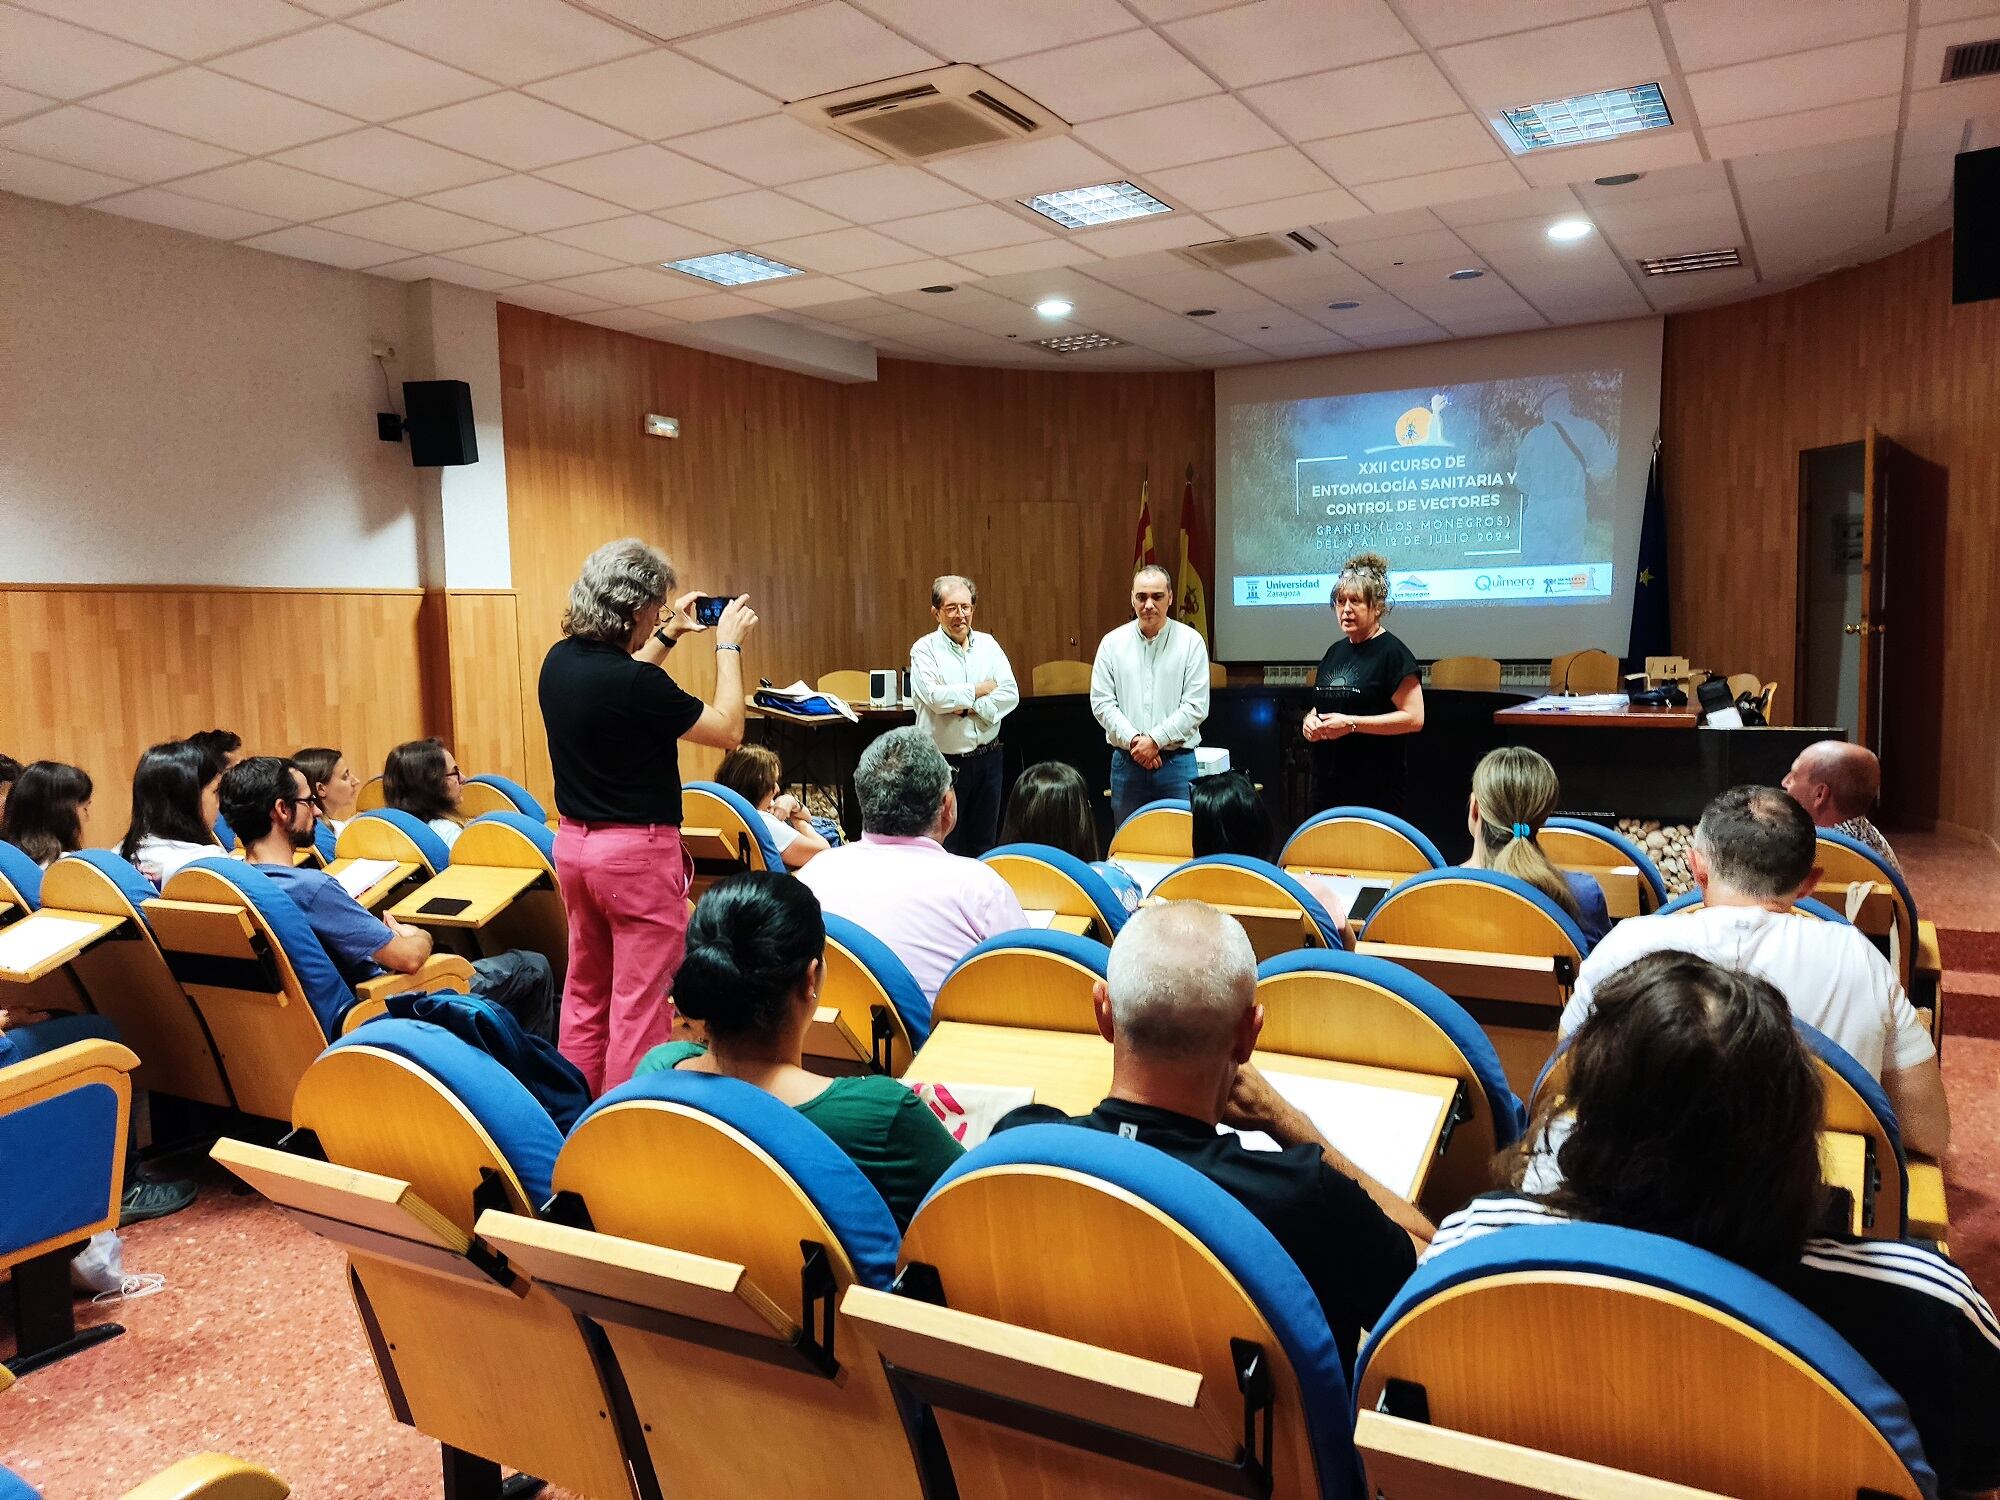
[1782,740,1902,875]
[993,900,1430,1372]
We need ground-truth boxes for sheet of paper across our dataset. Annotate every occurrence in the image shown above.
[1221,1069,1448,1200]
[1109,856,1180,897]
[907,1081,1036,1149]
[1511,692,1632,713]
[0,913,105,976]
[333,858,399,900]
[1021,908,1057,929]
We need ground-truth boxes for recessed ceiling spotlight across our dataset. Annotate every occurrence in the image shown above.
[1021,181,1172,229]
[1327,299,1362,310]
[1594,172,1643,186]
[1546,218,1593,242]
[919,284,955,294]
[1496,82,1672,153]
[1446,268,1485,281]
[1185,307,1216,317]
[661,249,802,286]
[1035,297,1074,318]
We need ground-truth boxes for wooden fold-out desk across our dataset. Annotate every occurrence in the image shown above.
[903,1022,1461,1202]
[390,865,544,930]
[322,858,420,913]
[0,909,128,983]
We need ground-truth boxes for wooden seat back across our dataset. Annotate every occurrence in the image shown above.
[547,1092,919,1499]
[232,1045,637,1500]
[144,865,338,1122]
[1280,810,1442,876]
[816,669,871,700]
[1030,659,1093,695]
[932,940,1107,1034]
[901,1154,1334,1498]
[1356,1264,1924,1498]
[354,775,386,812]
[1152,861,1333,961]
[1812,835,1915,988]
[39,855,230,1108]
[1429,655,1502,690]
[1107,804,1192,861]
[817,925,920,1075]
[1549,649,1619,693]
[1255,962,1511,1218]
[448,816,567,989]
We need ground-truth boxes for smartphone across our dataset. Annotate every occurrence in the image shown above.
[419,896,472,917]
[692,595,732,627]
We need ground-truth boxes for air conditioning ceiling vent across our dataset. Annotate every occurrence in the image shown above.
[786,64,1064,163]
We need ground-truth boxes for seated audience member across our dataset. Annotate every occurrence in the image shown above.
[0,761,92,867]
[996,901,1431,1371]
[185,728,243,773]
[119,741,223,887]
[1783,740,1902,874]
[383,738,467,850]
[1193,768,1349,928]
[0,752,20,820]
[1436,952,1998,1496]
[293,746,361,838]
[636,872,961,1227]
[796,727,1027,1003]
[219,757,556,1041]
[715,745,828,869]
[998,759,1139,913]
[1561,785,1946,1156]
[1,1004,198,1223]
[1462,746,1610,948]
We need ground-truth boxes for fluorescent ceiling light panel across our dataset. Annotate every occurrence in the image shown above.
[1035,331,1123,353]
[662,249,804,285]
[1020,180,1171,229]
[1497,83,1671,154]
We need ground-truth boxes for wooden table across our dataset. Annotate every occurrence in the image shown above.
[1494,703,1699,730]
[902,1021,1461,1201]
[390,865,544,930]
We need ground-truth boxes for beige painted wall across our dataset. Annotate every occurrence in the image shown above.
[1,189,433,586]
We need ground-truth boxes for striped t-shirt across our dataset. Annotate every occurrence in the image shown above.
[1426,1193,2000,1495]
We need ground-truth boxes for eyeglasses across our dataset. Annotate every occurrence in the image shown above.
[444,769,464,783]
[284,788,322,810]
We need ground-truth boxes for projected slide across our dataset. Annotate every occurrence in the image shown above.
[1229,369,1623,610]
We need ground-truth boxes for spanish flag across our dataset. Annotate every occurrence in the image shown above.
[1133,478,1158,569]
[1175,465,1210,643]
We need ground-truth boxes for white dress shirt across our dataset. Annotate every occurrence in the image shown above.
[910,628,1018,756]
[1090,618,1210,751]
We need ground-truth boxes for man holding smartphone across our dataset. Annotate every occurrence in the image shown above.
[909,574,1017,856]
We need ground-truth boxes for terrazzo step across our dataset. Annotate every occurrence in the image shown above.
[1937,927,2000,975]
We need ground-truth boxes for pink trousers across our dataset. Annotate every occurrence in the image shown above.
[553,819,692,1094]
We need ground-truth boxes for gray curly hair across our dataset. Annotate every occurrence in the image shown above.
[562,538,676,644]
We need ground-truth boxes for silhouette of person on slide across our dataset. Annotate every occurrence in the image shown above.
[1514,387,1613,565]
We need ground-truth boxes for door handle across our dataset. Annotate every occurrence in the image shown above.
[1844,622,1863,635]
[1844,622,1885,635]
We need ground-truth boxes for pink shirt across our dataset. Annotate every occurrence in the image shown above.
[796,833,1029,1004]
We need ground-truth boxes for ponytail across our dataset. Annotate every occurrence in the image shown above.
[1471,747,1582,921]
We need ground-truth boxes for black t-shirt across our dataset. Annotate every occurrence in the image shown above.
[538,636,704,824]
[994,1097,1416,1373]
[1311,629,1420,815]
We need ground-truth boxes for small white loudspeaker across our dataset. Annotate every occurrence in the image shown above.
[869,669,897,706]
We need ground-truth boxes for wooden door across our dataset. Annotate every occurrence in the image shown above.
[1856,428,1887,751]
[1873,436,1948,827]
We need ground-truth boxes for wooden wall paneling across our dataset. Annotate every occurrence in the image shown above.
[498,306,1214,807]
[0,585,432,838]
[443,590,527,783]
[1662,232,2000,845]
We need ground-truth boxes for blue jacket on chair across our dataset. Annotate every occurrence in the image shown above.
[381,990,591,1133]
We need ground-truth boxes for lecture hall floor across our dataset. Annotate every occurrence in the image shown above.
[5,831,1998,1498]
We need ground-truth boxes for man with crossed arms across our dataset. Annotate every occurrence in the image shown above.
[909,573,1018,856]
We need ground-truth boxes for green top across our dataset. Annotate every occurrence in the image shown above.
[634,1041,963,1229]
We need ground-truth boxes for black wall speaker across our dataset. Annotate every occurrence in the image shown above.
[401,379,478,467]
[1952,145,2000,305]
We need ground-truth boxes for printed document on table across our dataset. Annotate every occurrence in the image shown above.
[1221,1069,1447,1200]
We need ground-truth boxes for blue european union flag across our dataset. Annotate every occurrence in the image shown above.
[1622,441,1669,677]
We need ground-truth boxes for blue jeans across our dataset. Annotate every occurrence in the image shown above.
[1110,747,1196,827]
